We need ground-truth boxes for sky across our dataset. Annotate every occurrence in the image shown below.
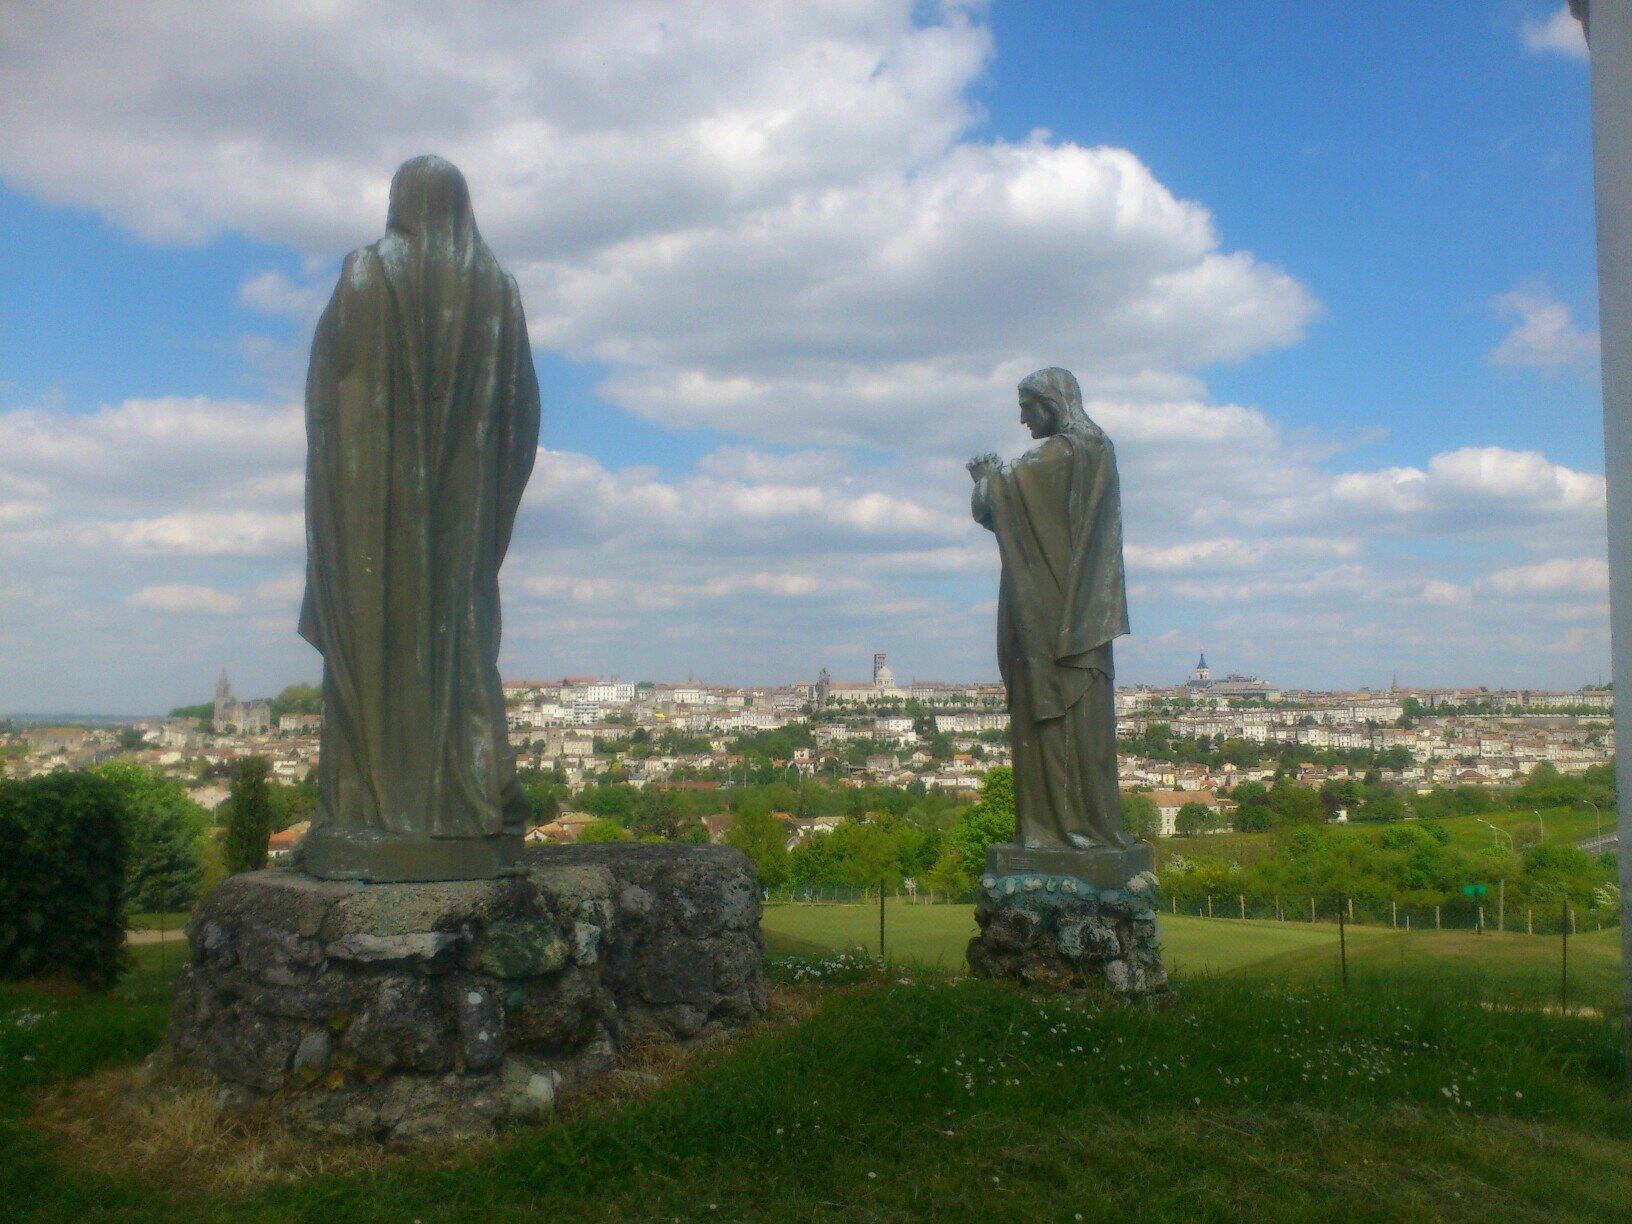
[0,1,1612,714]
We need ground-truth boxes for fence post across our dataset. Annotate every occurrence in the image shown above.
[1207,894,1213,919]
[1348,896,1354,924]
[1239,894,1246,921]
[1391,899,1397,929]
[1570,906,1577,936]
[1172,895,1177,915]
[879,883,886,962]
[1310,897,1316,923]
[1528,907,1534,936]
[1561,894,1570,1014]
[1274,894,1281,921]
[1435,905,1441,930]
[1338,893,1349,990]
[1477,904,1485,936]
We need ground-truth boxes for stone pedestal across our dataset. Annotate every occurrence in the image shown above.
[967,843,1166,995]
[165,844,765,1142]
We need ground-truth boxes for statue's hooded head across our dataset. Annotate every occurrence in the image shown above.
[383,155,490,284]
[1017,367,1094,438]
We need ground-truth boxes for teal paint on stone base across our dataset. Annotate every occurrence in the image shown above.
[968,857,1167,994]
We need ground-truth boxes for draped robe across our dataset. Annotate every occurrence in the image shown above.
[299,157,538,860]
[974,426,1131,850]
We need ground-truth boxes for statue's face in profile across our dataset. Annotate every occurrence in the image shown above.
[1019,391,1057,440]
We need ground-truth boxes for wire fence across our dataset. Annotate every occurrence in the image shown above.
[760,886,1624,1013]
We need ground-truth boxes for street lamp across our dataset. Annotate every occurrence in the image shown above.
[1580,798,1603,841]
[1478,819,1515,853]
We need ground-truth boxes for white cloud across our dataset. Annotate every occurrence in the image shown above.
[0,397,303,513]
[1490,285,1599,374]
[239,270,328,320]
[128,584,244,616]
[97,511,304,557]
[1522,6,1589,60]
[0,3,1314,455]
[1481,556,1608,596]
[1328,447,1603,537]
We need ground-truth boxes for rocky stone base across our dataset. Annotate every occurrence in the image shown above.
[967,852,1167,995]
[165,843,764,1142]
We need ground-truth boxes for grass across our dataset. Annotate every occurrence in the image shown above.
[0,943,176,1103]
[2,948,1630,1221]
[761,901,1624,1012]
[1427,806,1606,851]
[1158,804,1608,862]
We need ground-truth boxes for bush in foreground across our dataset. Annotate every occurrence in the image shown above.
[0,774,127,990]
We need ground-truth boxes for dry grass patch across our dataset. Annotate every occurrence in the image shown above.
[32,985,822,1196]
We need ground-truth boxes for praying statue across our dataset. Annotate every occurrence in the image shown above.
[969,367,1139,857]
[298,155,539,882]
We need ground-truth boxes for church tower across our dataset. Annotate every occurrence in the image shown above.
[214,667,232,728]
[1192,652,1210,687]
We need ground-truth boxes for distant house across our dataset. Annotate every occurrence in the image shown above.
[528,811,602,844]
[1145,789,1221,837]
[267,820,310,861]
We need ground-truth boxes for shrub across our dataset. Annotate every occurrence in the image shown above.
[0,773,128,989]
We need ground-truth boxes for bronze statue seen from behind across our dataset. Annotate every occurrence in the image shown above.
[299,155,539,882]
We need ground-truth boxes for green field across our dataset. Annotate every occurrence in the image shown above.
[762,900,1624,1009]
[1156,803,1608,863]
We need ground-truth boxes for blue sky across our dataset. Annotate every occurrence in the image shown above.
[0,1,1611,713]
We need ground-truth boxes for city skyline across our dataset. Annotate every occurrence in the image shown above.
[0,3,1612,712]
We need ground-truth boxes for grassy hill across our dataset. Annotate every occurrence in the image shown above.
[1157,803,1608,864]
[3,943,1630,1220]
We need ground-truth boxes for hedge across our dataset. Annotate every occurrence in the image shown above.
[0,773,128,989]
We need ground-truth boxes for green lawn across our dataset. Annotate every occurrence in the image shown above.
[1428,806,1607,851]
[4,948,1630,1220]
[762,901,1624,1011]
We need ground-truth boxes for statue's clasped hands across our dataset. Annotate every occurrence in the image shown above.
[967,453,1003,481]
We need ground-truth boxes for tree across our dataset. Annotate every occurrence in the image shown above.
[1174,802,1216,836]
[225,756,273,873]
[630,787,684,840]
[89,760,206,912]
[1227,781,1272,832]
[577,819,632,843]
[1121,792,1159,839]
[942,767,1016,878]
[118,727,147,752]
[790,833,840,888]
[726,806,791,887]
[269,682,322,721]
[1267,777,1323,826]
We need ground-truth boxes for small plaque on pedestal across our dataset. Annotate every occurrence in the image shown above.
[983,841,1150,890]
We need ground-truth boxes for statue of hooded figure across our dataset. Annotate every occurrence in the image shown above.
[298,155,539,882]
[969,367,1135,853]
